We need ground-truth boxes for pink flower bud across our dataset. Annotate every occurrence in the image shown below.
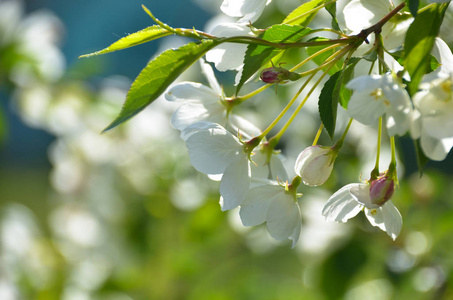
[369,177,394,206]
[260,66,299,84]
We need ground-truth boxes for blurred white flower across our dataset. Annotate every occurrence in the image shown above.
[411,72,453,160]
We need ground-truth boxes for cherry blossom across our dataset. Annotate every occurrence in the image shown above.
[322,179,402,240]
[347,73,413,136]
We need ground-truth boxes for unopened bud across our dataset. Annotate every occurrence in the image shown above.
[260,66,299,84]
[294,145,336,186]
[369,176,394,206]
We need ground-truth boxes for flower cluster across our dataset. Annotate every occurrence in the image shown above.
[80,0,453,247]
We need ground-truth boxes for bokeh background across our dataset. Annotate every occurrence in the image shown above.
[1,0,453,299]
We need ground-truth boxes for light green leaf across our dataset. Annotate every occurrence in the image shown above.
[104,39,218,131]
[404,4,448,95]
[283,0,329,26]
[80,25,171,58]
[237,24,312,94]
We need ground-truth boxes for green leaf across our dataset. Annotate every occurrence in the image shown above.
[414,139,429,176]
[325,2,341,32]
[404,4,448,95]
[406,0,420,17]
[283,0,329,26]
[318,71,342,140]
[318,57,360,139]
[339,58,360,109]
[305,37,342,75]
[79,25,171,58]
[104,39,218,131]
[237,24,312,94]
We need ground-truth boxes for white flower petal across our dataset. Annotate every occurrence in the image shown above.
[348,91,386,125]
[346,75,383,91]
[221,0,271,23]
[420,132,453,161]
[239,185,282,226]
[228,114,262,139]
[186,124,242,174]
[266,194,301,248]
[350,183,382,209]
[206,23,250,71]
[344,0,393,33]
[219,155,251,210]
[180,121,219,141]
[322,184,363,222]
[432,37,453,75]
[171,102,216,131]
[365,200,402,240]
[165,82,219,103]
[200,60,222,95]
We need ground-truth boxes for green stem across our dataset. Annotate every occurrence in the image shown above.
[219,35,354,50]
[270,45,352,142]
[258,72,317,140]
[312,123,324,146]
[334,118,353,150]
[231,43,343,103]
[371,117,383,180]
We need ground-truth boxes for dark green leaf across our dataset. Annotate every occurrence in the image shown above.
[79,25,171,58]
[407,0,420,17]
[319,71,342,139]
[404,4,448,95]
[104,39,218,131]
[414,139,429,176]
[318,57,360,139]
[339,58,360,109]
[325,2,341,32]
[305,37,342,75]
[283,0,329,26]
[237,24,312,94]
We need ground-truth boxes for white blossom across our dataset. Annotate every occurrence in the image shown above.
[347,73,413,136]
[165,60,261,139]
[239,183,301,248]
[184,122,253,210]
[322,182,402,240]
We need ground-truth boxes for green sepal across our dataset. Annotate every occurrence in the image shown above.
[103,39,218,132]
